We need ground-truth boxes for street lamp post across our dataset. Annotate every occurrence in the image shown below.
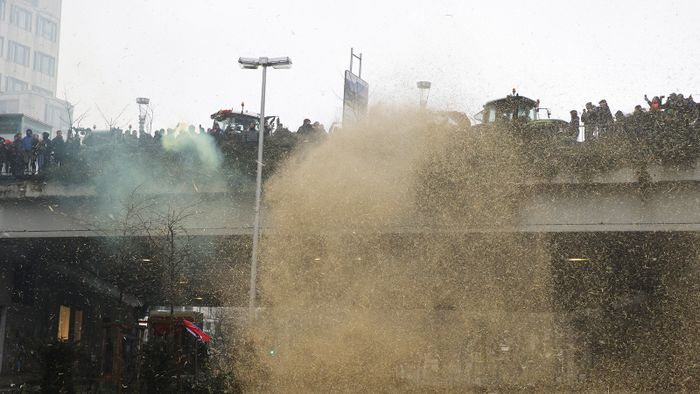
[238,56,292,315]
[136,97,150,137]
[417,81,431,110]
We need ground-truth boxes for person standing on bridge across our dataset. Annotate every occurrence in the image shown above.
[274,122,291,136]
[52,130,65,167]
[65,129,80,165]
[21,129,35,174]
[11,133,23,176]
[569,110,580,139]
[36,132,51,172]
[297,119,313,134]
[30,133,41,174]
[598,100,614,136]
[644,94,664,112]
[581,102,598,141]
[613,110,627,136]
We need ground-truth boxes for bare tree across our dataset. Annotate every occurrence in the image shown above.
[60,89,90,131]
[78,185,199,312]
[95,186,199,313]
[135,199,197,391]
[108,185,159,304]
[96,102,130,130]
[138,202,196,317]
[64,185,204,391]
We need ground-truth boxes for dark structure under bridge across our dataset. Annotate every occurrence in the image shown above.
[2,162,700,390]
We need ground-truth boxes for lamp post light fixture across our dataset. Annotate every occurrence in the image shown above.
[238,56,292,315]
[417,81,431,110]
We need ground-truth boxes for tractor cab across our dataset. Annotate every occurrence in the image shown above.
[472,91,576,141]
[474,94,549,125]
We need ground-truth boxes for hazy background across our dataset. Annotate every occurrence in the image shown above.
[58,0,700,131]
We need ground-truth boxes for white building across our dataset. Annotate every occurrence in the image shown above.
[0,0,69,132]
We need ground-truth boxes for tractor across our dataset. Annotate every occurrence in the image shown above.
[473,90,577,142]
[210,105,279,143]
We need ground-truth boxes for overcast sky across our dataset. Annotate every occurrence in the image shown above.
[58,0,700,130]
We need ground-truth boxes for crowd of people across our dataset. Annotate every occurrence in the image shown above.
[2,95,699,180]
[0,117,328,179]
[569,93,699,141]
[0,129,80,176]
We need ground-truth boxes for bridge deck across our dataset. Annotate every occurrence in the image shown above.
[2,163,700,237]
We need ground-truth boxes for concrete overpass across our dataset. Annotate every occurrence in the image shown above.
[0,179,257,238]
[3,163,700,237]
[4,163,700,391]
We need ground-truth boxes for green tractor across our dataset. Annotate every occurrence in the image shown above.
[473,91,577,142]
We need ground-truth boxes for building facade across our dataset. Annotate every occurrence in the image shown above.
[0,0,69,132]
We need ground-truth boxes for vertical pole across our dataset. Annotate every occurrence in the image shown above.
[249,65,267,315]
[138,105,144,138]
[358,53,362,79]
[349,48,354,75]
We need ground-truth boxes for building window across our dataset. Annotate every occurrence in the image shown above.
[0,1,6,20]
[36,15,57,42]
[32,85,52,96]
[0,37,4,58]
[0,99,19,113]
[6,77,28,92]
[73,309,83,343]
[10,5,32,32]
[7,41,30,66]
[33,51,55,76]
[58,305,70,341]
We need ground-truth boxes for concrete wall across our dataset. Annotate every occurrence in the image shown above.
[3,164,700,237]
[0,190,257,238]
